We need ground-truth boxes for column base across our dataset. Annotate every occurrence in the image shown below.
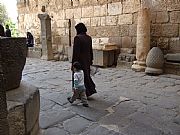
[131,61,146,72]
[145,67,163,75]
[41,55,54,61]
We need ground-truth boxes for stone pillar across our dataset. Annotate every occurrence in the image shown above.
[0,75,9,135]
[131,7,150,71]
[38,13,53,60]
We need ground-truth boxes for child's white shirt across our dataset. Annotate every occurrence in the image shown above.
[74,70,85,90]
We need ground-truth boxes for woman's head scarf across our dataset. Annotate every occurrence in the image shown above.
[75,23,87,35]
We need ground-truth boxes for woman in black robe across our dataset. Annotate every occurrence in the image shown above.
[26,32,34,47]
[72,23,96,97]
[0,24,5,37]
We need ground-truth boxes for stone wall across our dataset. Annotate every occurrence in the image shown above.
[17,0,180,56]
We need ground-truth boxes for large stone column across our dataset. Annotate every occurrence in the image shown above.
[131,6,150,71]
[0,75,9,135]
[38,13,54,60]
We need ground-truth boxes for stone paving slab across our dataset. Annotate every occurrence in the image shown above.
[63,116,92,134]
[39,105,76,129]
[81,124,122,135]
[22,58,180,135]
[43,127,69,135]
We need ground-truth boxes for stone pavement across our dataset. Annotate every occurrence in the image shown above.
[22,58,180,135]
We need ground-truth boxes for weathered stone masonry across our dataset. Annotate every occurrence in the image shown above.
[17,0,180,61]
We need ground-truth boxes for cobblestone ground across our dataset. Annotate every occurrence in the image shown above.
[23,58,180,135]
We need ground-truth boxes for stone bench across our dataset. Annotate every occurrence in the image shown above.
[7,81,40,135]
[92,43,118,67]
[164,53,180,75]
[165,53,180,63]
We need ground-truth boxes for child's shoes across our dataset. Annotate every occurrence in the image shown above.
[83,104,89,107]
[67,97,73,103]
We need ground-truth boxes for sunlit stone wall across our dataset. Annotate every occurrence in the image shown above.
[17,0,180,56]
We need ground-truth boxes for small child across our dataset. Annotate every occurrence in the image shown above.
[67,61,89,107]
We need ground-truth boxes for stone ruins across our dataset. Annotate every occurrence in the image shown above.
[17,0,180,75]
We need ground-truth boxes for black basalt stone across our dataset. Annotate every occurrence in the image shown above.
[0,37,27,91]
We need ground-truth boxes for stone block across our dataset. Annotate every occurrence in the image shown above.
[91,17,101,27]
[93,43,118,50]
[99,37,109,44]
[92,38,100,45]
[170,11,180,23]
[67,46,72,62]
[122,0,140,13]
[106,16,118,26]
[108,2,122,15]
[57,10,65,20]
[120,48,134,54]
[26,90,40,133]
[120,25,129,37]
[122,36,132,48]
[94,5,107,17]
[56,28,66,36]
[81,18,91,26]
[7,81,40,135]
[27,47,42,59]
[131,37,137,48]
[0,38,27,91]
[133,12,138,24]
[52,45,58,52]
[151,0,167,11]
[151,37,158,48]
[101,17,106,26]
[63,0,72,9]
[94,6,101,17]
[87,26,97,36]
[74,19,81,25]
[65,9,74,19]
[129,24,137,37]
[56,0,63,9]
[52,35,61,44]
[161,24,179,37]
[79,0,92,6]
[164,62,180,76]
[151,24,162,37]
[93,49,116,67]
[118,14,133,25]
[95,26,120,37]
[169,38,180,53]
[166,53,180,62]
[150,12,156,23]
[63,116,92,134]
[156,11,169,23]
[60,36,69,46]
[109,37,122,47]
[167,1,180,11]
[82,6,94,18]
[57,44,66,54]
[57,20,68,28]
[74,8,82,19]
[98,0,108,5]
[7,101,25,135]
[72,0,80,7]
[157,38,169,50]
